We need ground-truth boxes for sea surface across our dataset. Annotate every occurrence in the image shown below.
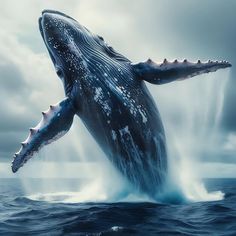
[0,178,235,236]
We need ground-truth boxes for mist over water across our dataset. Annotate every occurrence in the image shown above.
[21,71,230,204]
[154,70,230,202]
[21,119,151,203]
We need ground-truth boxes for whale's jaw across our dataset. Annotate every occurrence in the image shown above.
[38,10,90,97]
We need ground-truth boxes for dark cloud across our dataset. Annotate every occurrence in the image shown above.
[0,57,26,91]
[140,0,236,131]
[0,131,25,158]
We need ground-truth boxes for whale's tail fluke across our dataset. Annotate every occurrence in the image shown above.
[133,59,231,84]
[11,98,76,173]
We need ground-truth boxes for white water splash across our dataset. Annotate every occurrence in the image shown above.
[150,70,230,202]
[25,160,151,203]
[27,190,151,203]
[21,118,152,203]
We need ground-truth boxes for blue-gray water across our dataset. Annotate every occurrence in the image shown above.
[0,178,235,235]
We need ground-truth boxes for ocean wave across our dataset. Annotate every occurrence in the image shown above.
[0,179,235,235]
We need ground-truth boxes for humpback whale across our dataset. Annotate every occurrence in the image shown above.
[11,10,231,199]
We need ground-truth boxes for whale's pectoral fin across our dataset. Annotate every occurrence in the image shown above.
[12,98,76,173]
[133,59,231,85]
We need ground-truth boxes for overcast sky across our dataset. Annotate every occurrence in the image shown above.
[0,0,235,178]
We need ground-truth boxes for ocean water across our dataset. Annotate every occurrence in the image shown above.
[0,178,235,236]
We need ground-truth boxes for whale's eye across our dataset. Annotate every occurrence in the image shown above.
[56,68,64,78]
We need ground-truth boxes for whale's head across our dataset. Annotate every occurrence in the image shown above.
[39,10,130,96]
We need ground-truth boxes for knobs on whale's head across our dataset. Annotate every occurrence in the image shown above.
[39,10,129,96]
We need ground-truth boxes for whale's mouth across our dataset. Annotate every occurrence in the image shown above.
[39,16,57,65]
[38,10,75,96]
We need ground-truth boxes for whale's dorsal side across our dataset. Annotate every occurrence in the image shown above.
[133,59,231,84]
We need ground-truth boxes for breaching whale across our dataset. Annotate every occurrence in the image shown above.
[12,10,231,198]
